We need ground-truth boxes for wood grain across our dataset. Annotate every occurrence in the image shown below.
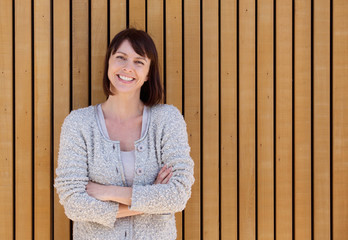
[221,0,238,239]
[239,0,256,238]
[294,0,312,238]
[333,0,348,238]
[202,0,219,239]
[129,0,146,30]
[72,0,89,109]
[257,0,274,238]
[276,0,293,239]
[34,0,51,238]
[0,0,13,239]
[91,0,107,105]
[313,0,331,239]
[147,0,164,92]
[109,0,126,42]
[53,0,71,238]
[15,0,33,238]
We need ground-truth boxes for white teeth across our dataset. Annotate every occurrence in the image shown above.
[118,75,134,81]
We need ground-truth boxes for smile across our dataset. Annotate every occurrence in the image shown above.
[118,74,135,82]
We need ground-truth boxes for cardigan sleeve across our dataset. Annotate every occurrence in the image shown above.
[54,111,119,228]
[129,106,195,214]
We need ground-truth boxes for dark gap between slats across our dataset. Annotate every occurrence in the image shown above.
[236,0,240,238]
[291,0,295,238]
[31,0,35,237]
[273,0,277,239]
[199,0,204,238]
[310,0,314,238]
[12,0,16,238]
[329,0,333,238]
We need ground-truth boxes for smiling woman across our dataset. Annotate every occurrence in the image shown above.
[103,28,163,106]
[108,40,150,94]
[54,28,195,240]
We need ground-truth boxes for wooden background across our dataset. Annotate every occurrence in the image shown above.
[0,0,347,239]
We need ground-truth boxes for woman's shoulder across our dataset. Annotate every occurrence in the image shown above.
[150,104,183,121]
[62,105,96,128]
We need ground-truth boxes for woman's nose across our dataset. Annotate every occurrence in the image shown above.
[122,61,133,72]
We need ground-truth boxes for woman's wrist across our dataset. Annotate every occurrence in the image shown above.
[107,185,133,205]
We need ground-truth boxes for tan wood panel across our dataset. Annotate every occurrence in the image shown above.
[202,0,219,239]
[165,1,183,238]
[239,0,256,238]
[91,0,107,105]
[15,0,33,238]
[275,0,293,239]
[109,0,126,42]
[34,0,51,239]
[165,1,182,114]
[257,0,274,239]
[147,0,164,91]
[0,0,13,239]
[184,0,201,239]
[72,0,89,109]
[53,0,71,239]
[294,0,312,238]
[313,0,331,239]
[220,0,237,239]
[333,0,348,238]
[129,0,145,30]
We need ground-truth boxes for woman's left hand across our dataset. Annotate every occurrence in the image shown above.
[86,181,110,201]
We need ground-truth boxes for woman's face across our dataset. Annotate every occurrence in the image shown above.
[108,40,151,95]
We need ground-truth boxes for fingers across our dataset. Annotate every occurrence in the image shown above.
[154,165,173,184]
[161,171,173,184]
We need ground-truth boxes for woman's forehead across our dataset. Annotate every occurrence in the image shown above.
[113,39,147,58]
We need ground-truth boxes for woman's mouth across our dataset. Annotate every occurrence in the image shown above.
[118,74,135,82]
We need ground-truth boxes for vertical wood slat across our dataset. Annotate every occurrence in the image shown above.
[202,0,219,239]
[147,0,164,91]
[183,0,201,239]
[34,0,51,239]
[257,0,274,239]
[91,0,107,105]
[165,1,183,238]
[15,0,33,238]
[275,0,293,239]
[109,0,126,42]
[220,0,238,239]
[239,0,256,238]
[72,0,89,109]
[165,2,182,118]
[294,0,312,239]
[313,0,331,239]
[53,0,71,239]
[0,0,13,239]
[129,0,146,30]
[333,0,348,239]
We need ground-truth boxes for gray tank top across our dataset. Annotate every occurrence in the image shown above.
[97,104,148,187]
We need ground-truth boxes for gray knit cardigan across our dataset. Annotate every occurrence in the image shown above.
[54,104,195,240]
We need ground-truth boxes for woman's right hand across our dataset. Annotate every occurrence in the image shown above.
[154,165,173,184]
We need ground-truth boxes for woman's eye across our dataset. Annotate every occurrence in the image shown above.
[116,56,125,60]
[135,61,144,65]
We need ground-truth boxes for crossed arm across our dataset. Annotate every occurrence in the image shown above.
[86,165,173,218]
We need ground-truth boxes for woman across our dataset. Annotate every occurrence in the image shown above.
[54,28,194,240]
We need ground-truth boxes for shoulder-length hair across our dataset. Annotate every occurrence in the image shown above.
[103,28,163,106]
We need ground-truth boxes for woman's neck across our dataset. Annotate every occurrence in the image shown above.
[101,93,144,123]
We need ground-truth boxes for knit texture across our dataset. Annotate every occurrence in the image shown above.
[54,104,195,240]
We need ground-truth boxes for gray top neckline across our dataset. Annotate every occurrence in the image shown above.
[95,104,150,146]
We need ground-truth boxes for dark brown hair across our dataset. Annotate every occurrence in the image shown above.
[103,28,163,106]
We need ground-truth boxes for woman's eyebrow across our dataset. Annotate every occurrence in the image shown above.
[116,51,147,62]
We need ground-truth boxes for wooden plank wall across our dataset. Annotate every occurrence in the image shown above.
[0,0,347,239]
